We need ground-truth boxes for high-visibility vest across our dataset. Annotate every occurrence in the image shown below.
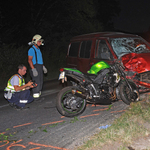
[4,74,25,92]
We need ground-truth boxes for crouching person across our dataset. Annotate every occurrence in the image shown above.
[4,64,36,110]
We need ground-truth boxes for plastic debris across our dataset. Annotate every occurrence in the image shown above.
[99,124,111,129]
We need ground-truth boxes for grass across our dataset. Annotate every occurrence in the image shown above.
[76,94,150,150]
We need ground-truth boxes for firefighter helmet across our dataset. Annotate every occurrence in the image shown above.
[31,34,44,45]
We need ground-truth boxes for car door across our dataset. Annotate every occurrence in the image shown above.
[66,42,80,69]
[90,39,114,68]
[77,40,92,73]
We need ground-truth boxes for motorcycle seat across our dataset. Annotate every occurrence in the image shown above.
[84,73,97,81]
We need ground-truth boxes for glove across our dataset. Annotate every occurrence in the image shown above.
[43,66,48,74]
[32,68,38,77]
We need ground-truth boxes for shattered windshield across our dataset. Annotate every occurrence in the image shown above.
[110,37,150,59]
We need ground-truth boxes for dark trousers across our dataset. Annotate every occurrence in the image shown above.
[8,90,33,107]
[30,64,43,94]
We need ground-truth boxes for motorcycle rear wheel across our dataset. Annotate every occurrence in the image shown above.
[120,80,140,105]
[56,86,86,117]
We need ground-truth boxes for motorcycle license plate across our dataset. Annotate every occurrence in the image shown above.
[59,72,65,80]
[59,72,67,83]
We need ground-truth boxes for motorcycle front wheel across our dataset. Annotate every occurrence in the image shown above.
[56,86,86,117]
[119,80,140,105]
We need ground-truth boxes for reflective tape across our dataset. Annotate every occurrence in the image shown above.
[19,100,28,103]
[33,93,40,98]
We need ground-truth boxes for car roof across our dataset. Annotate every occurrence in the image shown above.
[71,32,139,41]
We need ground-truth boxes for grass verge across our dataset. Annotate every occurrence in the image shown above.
[76,94,150,150]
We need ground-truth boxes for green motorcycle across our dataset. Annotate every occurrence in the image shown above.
[56,60,139,117]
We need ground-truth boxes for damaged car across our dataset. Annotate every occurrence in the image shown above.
[66,32,150,92]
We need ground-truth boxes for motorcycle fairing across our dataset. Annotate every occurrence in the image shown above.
[64,68,83,74]
[88,61,110,75]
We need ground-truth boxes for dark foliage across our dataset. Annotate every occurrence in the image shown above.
[0,0,120,88]
[0,0,120,45]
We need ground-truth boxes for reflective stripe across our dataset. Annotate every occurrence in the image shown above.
[33,93,40,98]
[4,88,15,93]
[4,74,25,92]
[6,85,14,89]
[19,100,28,103]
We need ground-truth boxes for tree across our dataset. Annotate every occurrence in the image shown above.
[94,0,121,31]
[0,0,121,88]
[0,0,121,45]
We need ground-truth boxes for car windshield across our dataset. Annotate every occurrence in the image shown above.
[110,37,150,59]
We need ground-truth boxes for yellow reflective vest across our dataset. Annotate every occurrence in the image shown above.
[4,74,25,92]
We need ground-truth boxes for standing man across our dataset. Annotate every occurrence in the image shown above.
[28,34,47,100]
[4,64,35,110]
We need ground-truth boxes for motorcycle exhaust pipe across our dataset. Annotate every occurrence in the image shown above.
[72,90,89,99]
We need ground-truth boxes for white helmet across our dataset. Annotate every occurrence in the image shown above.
[31,34,44,45]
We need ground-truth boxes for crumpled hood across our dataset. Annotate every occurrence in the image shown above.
[121,53,150,73]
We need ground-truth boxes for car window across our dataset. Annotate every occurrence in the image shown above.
[79,41,92,58]
[95,40,112,60]
[69,42,80,57]
[110,37,150,59]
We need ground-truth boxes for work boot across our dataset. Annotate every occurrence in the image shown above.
[14,106,30,110]
[9,103,16,108]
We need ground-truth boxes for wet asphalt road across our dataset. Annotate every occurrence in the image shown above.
[0,80,131,150]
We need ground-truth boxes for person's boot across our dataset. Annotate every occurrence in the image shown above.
[14,105,30,110]
[9,102,16,108]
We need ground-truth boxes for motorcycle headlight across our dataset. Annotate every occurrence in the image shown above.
[113,73,120,83]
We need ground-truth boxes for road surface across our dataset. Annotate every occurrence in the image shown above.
[0,80,131,150]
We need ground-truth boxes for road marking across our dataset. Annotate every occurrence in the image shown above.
[111,110,126,113]
[80,113,100,118]
[28,142,69,150]
[29,147,41,150]
[42,120,65,126]
[13,122,33,128]
[0,140,9,147]
[93,108,109,112]
[91,104,109,107]
[0,104,9,108]
[0,139,69,150]
[6,139,26,150]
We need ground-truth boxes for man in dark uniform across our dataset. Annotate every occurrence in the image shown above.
[28,34,47,100]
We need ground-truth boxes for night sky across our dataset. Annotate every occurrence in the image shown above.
[1,0,150,44]
[113,0,150,33]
